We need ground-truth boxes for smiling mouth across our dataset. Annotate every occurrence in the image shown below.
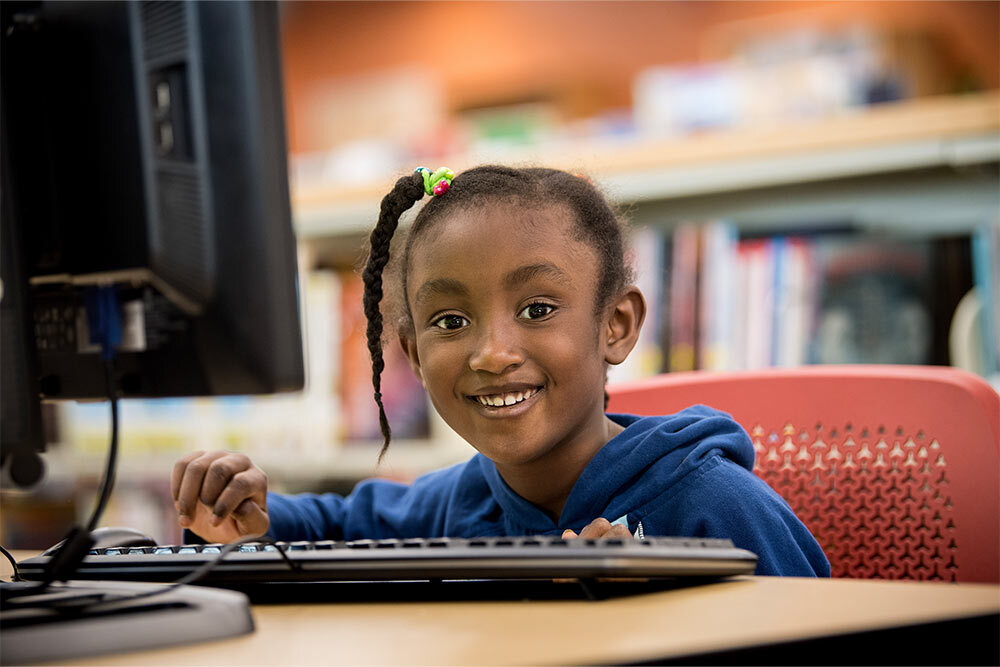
[469,386,542,408]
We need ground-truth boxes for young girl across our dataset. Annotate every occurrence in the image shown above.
[171,165,829,576]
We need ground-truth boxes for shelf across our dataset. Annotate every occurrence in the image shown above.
[34,438,473,487]
[291,92,1000,240]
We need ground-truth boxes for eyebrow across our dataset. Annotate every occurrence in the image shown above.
[413,263,572,307]
[503,263,573,290]
[414,277,469,307]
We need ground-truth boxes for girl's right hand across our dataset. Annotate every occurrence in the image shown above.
[561,517,633,540]
[171,450,269,543]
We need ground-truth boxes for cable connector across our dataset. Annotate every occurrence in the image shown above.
[84,286,121,361]
[41,527,96,584]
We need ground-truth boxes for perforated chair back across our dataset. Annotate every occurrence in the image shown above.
[607,365,1000,582]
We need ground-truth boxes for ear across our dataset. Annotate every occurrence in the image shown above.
[398,332,425,386]
[603,286,646,366]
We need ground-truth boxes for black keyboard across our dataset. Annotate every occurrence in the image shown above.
[17,536,757,586]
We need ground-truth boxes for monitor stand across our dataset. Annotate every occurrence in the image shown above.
[0,579,254,663]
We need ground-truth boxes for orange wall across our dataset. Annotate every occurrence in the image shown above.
[280,1,999,154]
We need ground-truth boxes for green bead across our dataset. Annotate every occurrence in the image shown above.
[414,166,453,196]
[430,167,454,185]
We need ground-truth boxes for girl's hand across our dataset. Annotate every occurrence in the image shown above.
[561,517,633,540]
[171,450,269,543]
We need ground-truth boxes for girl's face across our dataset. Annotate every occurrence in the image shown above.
[401,203,631,471]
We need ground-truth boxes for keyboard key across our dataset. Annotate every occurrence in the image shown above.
[347,540,374,549]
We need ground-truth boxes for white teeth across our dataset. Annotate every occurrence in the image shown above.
[476,387,538,408]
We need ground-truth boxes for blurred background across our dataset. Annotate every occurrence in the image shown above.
[4,1,998,547]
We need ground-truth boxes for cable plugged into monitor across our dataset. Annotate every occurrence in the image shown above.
[37,284,122,587]
[84,285,123,362]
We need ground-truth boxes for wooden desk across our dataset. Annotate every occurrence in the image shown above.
[4,547,996,666]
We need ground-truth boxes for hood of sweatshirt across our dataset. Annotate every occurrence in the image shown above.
[476,405,755,535]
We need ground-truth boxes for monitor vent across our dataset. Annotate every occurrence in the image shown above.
[154,164,213,307]
[141,1,188,64]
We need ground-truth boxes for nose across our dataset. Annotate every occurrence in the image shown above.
[468,321,524,374]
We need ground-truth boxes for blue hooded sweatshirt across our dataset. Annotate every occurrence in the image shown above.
[264,406,830,576]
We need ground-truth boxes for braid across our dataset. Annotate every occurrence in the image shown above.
[362,173,425,461]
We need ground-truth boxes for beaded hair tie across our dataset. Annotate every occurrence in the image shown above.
[415,166,454,196]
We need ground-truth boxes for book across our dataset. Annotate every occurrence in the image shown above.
[698,221,738,371]
[808,236,934,365]
[337,271,430,443]
[738,238,775,369]
[773,237,815,368]
[668,223,700,372]
[970,223,1000,378]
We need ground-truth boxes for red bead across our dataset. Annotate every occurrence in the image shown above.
[433,181,450,196]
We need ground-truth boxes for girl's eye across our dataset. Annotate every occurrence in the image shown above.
[519,303,555,320]
[432,314,469,330]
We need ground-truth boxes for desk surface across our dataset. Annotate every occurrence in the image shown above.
[4,549,995,667]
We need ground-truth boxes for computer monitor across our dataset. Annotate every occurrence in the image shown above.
[1,0,305,487]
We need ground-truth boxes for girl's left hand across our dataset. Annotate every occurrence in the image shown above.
[561,517,632,540]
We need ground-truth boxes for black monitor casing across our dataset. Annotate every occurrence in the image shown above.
[1,1,304,483]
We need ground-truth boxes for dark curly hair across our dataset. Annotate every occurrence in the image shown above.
[362,165,632,460]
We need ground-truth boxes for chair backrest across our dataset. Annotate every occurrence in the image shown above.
[607,365,1000,582]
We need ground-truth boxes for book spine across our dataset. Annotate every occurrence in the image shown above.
[971,224,1000,376]
[669,224,699,372]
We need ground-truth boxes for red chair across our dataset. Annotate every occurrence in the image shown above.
[607,365,1000,582]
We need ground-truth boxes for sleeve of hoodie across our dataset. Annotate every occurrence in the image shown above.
[634,406,830,577]
[665,456,831,577]
[263,463,466,542]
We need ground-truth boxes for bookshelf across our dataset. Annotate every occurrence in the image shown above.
[292,92,1000,241]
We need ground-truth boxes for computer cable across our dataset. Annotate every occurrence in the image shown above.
[33,286,122,589]
[3,536,301,615]
[33,359,119,589]
[86,360,119,534]
[1,354,118,605]
[1,284,298,612]
[0,545,23,582]
[1,362,118,601]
